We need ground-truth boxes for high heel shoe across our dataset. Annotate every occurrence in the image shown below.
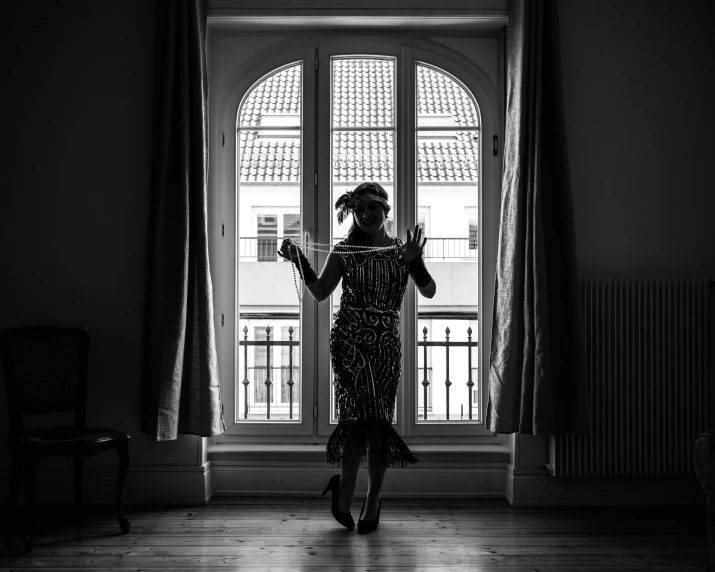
[321,474,355,530]
[357,497,381,534]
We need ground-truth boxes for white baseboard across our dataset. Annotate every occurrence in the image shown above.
[5,462,704,507]
[506,464,706,507]
[0,463,212,506]
[124,463,213,505]
[211,464,506,498]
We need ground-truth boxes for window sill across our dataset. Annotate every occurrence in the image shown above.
[208,443,510,467]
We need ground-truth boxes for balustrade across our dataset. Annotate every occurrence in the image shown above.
[240,325,298,420]
[239,236,478,261]
[238,319,478,422]
[418,324,478,421]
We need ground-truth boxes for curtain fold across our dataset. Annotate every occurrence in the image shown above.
[487,0,589,435]
[141,0,224,440]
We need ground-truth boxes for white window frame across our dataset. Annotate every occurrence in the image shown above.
[401,43,498,439]
[211,48,317,439]
[208,32,504,447]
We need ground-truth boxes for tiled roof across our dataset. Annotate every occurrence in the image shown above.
[239,60,479,183]
[239,65,301,125]
[334,59,393,128]
[417,65,479,126]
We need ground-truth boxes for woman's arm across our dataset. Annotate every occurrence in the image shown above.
[304,251,344,302]
[415,277,436,299]
[401,225,436,299]
[278,240,344,303]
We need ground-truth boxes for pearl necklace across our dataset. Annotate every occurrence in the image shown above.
[286,239,399,302]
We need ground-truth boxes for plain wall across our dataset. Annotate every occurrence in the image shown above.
[1,0,713,501]
[560,0,715,278]
[514,0,715,472]
[1,0,201,504]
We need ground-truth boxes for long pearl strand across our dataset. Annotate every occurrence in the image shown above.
[287,239,399,302]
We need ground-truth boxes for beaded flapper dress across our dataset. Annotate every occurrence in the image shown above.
[326,237,419,468]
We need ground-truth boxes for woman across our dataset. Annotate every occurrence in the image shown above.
[277,182,436,533]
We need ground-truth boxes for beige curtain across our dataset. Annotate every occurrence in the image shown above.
[487,0,590,435]
[141,0,224,440]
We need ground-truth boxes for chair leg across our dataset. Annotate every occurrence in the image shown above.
[22,458,37,553]
[116,440,130,534]
[74,457,84,522]
[708,497,715,572]
[5,457,22,538]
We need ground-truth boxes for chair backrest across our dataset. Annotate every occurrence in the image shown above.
[0,325,89,433]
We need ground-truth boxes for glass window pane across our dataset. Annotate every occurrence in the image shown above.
[283,214,300,238]
[416,62,480,422]
[257,214,278,262]
[330,56,397,425]
[416,64,479,128]
[280,325,300,406]
[468,209,478,250]
[253,327,272,404]
[331,130,395,241]
[237,62,302,423]
[417,322,433,419]
[333,58,394,128]
[239,66,301,127]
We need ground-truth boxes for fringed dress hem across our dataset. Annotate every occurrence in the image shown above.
[326,419,419,468]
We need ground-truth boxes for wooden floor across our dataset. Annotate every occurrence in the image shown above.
[0,497,709,571]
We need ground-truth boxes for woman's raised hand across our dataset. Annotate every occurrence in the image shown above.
[401,225,427,262]
[277,238,303,261]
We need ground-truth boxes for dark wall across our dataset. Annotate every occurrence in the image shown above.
[557,0,715,277]
[515,0,715,473]
[1,0,199,493]
[1,0,713,496]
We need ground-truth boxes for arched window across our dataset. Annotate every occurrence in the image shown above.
[211,35,501,442]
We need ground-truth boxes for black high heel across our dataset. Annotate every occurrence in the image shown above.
[357,497,381,534]
[321,474,355,530]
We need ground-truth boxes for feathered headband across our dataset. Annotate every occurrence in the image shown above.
[334,189,390,224]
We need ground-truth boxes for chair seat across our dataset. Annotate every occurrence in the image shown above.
[8,426,130,456]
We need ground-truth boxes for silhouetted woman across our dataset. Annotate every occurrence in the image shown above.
[278,182,436,533]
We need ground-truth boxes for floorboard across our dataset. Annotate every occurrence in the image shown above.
[0,498,708,570]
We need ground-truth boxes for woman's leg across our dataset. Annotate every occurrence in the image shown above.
[365,452,386,520]
[339,450,361,514]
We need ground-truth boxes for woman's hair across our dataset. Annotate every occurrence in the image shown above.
[341,182,391,246]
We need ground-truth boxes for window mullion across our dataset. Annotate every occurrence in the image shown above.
[315,46,334,436]
[399,45,417,436]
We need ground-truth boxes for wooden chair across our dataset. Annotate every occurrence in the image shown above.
[1,325,131,553]
[695,431,715,571]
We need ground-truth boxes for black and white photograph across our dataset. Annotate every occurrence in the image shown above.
[1,0,714,570]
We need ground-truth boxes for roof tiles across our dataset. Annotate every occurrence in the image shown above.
[239,66,301,127]
[417,65,479,126]
[239,60,479,183]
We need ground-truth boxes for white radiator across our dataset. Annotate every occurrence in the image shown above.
[550,278,711,477]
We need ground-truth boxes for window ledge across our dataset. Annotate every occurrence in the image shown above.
[208,443,510,466]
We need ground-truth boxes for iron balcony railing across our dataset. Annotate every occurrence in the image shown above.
[239,236,478,261]
[417,367,433,411]
[246,366,299,405]
[239,325,298,420]
[238,314,478,421]
[418,325,478,421]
